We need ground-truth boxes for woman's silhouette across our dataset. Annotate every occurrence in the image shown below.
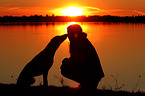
[61,24,104,90]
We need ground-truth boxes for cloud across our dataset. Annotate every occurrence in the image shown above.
[132,10,145,15]
[0,4,12,6]
[84,6,101,11]
[83,6,145,16]
[1,4,145,16]
[4,7,20,11]
[107,9,145,16]
[0,4,20,11]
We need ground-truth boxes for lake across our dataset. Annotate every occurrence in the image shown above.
[0,22,145,91]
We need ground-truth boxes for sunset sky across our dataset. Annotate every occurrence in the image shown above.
[0,0,145,16]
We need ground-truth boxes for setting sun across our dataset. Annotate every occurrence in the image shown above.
[61,6,84,16]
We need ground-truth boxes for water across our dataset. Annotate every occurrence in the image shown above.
[0,22,145,91]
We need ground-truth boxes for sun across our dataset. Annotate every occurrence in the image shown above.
[61,6,84,16]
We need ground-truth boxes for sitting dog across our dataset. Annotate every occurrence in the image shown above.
[17,34,67,87]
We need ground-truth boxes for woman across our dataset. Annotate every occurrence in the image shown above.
[61,24,104,90]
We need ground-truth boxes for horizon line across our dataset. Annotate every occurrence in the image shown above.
[1,14,145,17]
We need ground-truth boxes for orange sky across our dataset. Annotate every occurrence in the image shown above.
[0,0,145,16]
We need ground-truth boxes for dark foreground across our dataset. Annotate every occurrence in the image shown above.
[0,83,144,96]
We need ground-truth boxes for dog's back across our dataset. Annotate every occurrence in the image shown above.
[17,34,67,87]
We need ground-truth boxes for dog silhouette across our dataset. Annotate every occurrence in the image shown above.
[17,34,67,87]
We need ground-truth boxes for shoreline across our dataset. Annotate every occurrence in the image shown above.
[0,21,144,26]
[0,15,145,23]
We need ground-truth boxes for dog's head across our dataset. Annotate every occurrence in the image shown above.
[49,34,67,50]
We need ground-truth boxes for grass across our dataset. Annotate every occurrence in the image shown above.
[0,83,145,96]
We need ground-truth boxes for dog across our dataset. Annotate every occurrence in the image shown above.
[17,34,67,87]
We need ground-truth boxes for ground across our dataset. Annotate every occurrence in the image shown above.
[0,83,144,96]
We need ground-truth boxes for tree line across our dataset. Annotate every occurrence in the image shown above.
[0,15,145,23]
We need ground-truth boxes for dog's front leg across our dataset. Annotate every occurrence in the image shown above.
[43,71,48,86]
